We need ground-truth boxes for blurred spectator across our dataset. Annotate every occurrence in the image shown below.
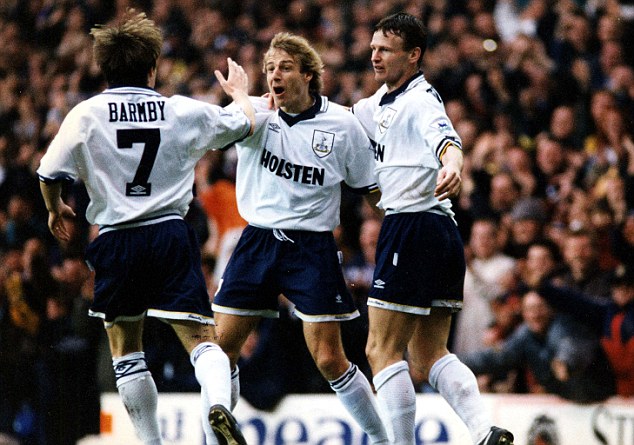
[470,170,522,221]
[453,218,516,355]
[516,239,564,291]
[548,104,582,150]
[533,132,576,205]
[461,290,616,403]
[503,196,548,259]
[612,211,634,269]
[0,242,47,444]
[39,256,101,445]
[535,263,634,396]
[343,217,381,302]
[557,228,613,302]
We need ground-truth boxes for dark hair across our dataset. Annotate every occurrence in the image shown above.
[374,12,427,67]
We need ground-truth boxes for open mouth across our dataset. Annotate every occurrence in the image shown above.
[272,86,285,95]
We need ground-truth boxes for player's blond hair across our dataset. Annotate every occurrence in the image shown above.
[90,9,162,87]
[263,32,324,95]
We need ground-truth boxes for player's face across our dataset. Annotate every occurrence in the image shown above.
[370,31,420,92]
[264,49,313,114]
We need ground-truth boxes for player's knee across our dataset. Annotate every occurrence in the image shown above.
[313,349,347,379]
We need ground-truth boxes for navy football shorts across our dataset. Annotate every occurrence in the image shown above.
[213,225,359,322]
[368,211,465,315]
[86,219,213,327]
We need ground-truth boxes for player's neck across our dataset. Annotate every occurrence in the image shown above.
[281,94,315,115]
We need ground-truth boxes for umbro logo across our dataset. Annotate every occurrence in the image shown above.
[373,279,385,289]
[126,183,151,196]
[335,295,343,303]
[268,123,281,133]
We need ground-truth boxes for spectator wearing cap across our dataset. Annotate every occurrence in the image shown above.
[503,196,548,259]
[535,264,634,397]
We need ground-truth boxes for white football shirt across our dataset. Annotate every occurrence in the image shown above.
[37,87,250,230]
[352,73,462,218]
[230,95,378,232]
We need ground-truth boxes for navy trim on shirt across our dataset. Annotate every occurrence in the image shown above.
[379,71,424,106]
[279,94,322,127]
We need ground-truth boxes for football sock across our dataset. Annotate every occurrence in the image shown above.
[200,390,218,445]
[373,360,416,445]
[113,352,162,445]
[428,353,490,444]
[190,342,232,445]
[330,362,389,444]
[231,366,240,411]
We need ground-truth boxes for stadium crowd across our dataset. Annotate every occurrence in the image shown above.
[0,0,633,443]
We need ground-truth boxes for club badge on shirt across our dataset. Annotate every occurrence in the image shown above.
[378,107,397,134]
[312,130,335,158]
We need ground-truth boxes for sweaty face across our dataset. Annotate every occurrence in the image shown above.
[264,49,313,114]
[370,30,418,92]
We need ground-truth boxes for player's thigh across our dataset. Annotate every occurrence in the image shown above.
[107,319,144,358]
[407,307,453,374]
[367,306,417,366]
[214,312,262,364]
[169,319,217,355]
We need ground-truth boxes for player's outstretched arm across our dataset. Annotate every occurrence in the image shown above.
[215,57,255,136]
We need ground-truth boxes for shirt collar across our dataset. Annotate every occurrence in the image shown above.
[279,94,322,127]
[379,71,424,106]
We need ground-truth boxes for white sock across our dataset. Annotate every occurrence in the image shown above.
[190,342,232,445]
[231,366,240,411]
[200,390,219,445]
[329,363,389,444]
[190,342,232,408]
[428,354,490,444]
[113,352,162,445]
[372,361,416,445]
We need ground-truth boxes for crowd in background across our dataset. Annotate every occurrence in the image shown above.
[0,0,633,443]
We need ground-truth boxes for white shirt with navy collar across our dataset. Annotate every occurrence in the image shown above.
[229,95,378,232]
[352,72,462,218]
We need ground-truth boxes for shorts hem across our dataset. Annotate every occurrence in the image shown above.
[88,309,215,327]
[212,304,280,318]
[292,308,360,322]
[89,310,146,328]
[367,298,462,314]
[147,309,215,325]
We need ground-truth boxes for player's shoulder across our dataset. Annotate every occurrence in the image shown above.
[406,77,443,106]
[323,97,359,121]
[249,95,273,113]
[351,87,385,114]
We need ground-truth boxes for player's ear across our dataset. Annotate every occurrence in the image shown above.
[148,64,158,88]
[409,47,421,66]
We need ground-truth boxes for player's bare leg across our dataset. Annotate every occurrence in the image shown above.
[304,321,389,444]
[408,308,513,445]
[366,307,417,445]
